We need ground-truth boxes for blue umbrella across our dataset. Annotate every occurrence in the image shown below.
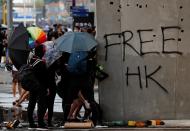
[54,32,97,53]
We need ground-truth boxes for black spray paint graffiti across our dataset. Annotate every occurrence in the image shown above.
[104,26,182,93]
[104,26,182,61]
[126,65,168,93]
[161,26,182,55]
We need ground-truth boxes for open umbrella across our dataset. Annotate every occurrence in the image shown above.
[54,32,98,53]
[27,26,47,46]
[28,37,36,49]
[43,41,62,67]
[8,23,30,70]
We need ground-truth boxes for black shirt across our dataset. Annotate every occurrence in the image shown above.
[30,57,50,89]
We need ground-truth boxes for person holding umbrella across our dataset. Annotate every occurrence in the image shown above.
[8,23,30,70]
[54,32,98,123]
[27,45,50,130]
[42,41,63,127]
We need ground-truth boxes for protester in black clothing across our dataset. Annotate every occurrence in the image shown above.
[58,50,96,123]
[27,45,50,129]
[55,50,97,124]
[55,53,70,122]
[46,62,58,127]
[66,50,99,124]
[0,29,6,62]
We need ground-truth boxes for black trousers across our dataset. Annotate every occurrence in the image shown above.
[47,88,56,124]
[62,75,87,121]
[0,44,3,62]
[27,89,47,125]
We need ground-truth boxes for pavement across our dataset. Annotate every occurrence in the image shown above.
[1,66,190,130]
[0,67,63,113]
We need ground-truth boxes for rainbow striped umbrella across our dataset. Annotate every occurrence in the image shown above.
[27,26,47,47]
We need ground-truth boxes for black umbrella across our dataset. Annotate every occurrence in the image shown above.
[8,23,30,70]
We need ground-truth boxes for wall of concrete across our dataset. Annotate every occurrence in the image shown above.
[96,0,190,121]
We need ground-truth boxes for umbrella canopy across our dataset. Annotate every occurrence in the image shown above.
[8,23,30,51]
[27,26,47,45]
[43,41,62,67]
[8,49,30,70]
[8,23,30,69]
[28,37,36,49]
[54,32,98,53]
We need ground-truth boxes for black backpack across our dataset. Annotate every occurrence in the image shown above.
[18,59,41,91]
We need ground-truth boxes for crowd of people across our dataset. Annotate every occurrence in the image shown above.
[2,23,100,130]
[0,25,7,64]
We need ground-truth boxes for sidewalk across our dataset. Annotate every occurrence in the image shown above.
[0,68,63,113]
[0,67,64,127]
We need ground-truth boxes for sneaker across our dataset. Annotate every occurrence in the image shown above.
[28,123,37,130]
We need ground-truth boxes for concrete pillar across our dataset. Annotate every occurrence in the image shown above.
[96,0,190,121]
